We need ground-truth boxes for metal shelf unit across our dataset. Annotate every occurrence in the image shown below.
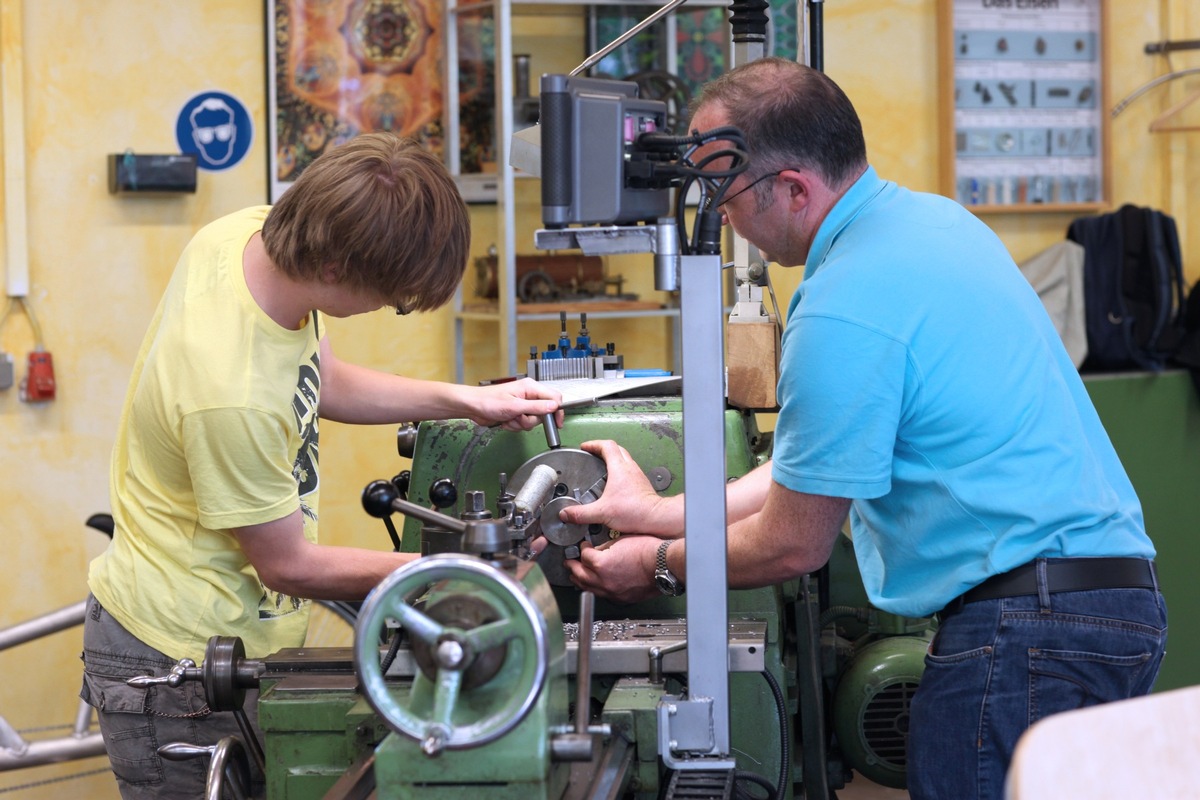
[443,0,726,383]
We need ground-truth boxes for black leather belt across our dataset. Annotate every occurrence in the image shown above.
[940,557,1157,619]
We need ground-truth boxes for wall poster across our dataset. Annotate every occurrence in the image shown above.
[939,0,1109,212]
[266,1,490,202]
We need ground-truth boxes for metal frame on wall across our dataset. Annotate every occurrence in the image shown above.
[938,0,1110,213]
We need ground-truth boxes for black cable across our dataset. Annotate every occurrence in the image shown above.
[382,516,403,552]
[686,128,751,208]
[734,768,777,800]
[628,125,753,255]
[763,668,791,800]
[674,173,698,254]
[319,599,360,626]
[728,669,793,800]
[379,626,405,674]
[644,126,750,255]
[684,143,749,255]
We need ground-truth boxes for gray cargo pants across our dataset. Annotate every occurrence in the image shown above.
[79,595,264,799]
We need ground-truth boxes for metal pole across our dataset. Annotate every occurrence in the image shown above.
[679,252,732,762]
[0,601,86,651]
[0,732,107,771]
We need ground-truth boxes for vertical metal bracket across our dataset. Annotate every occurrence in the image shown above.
[656,694,736,771]
[675,252,734,768]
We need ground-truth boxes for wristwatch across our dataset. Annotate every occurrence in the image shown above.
[654,540,684,596]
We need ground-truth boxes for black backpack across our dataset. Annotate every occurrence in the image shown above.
[1172,282,1200,397]
[1067,205,1187,372]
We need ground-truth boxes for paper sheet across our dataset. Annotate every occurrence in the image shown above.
[545,375,681,407]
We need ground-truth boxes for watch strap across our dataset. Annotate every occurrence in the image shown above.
[656,540,671,573]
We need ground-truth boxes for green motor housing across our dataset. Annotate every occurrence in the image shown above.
[832,634,929,789]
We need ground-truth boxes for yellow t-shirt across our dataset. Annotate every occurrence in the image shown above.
[90,206,321,662]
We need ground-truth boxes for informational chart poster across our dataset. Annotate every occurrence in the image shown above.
[941,0,1107,212]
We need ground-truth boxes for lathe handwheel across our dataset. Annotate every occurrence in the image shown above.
[354,554,550,755]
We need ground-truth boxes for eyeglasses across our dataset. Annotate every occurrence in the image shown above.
[394,300,413,316]
[193,124,233,144]
[716,170,783,209]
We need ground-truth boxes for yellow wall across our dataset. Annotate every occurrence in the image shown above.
[0,2,1196,796]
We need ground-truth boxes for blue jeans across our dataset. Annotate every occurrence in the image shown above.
[907,583,1166,800]
[79,595,264,799]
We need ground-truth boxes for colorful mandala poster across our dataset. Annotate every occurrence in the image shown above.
[267,0,489,201]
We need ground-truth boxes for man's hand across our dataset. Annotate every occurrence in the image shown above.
[565,535,663,603]
[467,378,563,431]
[557,440,681,537]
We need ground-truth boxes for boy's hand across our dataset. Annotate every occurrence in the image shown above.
[468,378,563,431]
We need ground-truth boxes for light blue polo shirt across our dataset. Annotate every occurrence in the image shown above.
[772,167,1153,618]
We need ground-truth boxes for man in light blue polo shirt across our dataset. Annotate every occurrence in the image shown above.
[561,58,1166,800]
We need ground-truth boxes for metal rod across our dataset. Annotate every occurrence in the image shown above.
[541,413,562,449]
[570,0,690,76]
[0,732,106,771]
[575,592,595,735]
[389,497,468,534]
[1112,67,1200,118]
[511,464,559,520]
[72,699,94,738]
[0,600,86,651]
[322,751,377,800]
[233,709,265,775]
[648,639,688,685]
[0,715,26,756]
[809,0,825,72]
[579,734,634,800]
[1145,39,1200,55]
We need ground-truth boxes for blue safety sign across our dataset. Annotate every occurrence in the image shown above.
[176,91,253,171]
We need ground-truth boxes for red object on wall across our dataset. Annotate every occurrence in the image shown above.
[22,351,56,402]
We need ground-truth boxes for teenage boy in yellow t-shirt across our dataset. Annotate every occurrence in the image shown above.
[81,133,562,799]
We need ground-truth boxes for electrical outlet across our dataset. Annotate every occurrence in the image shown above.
[0,352,13,390]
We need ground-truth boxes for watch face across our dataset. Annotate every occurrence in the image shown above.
[655,572,681,596]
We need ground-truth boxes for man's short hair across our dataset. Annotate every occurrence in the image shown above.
[693,58,867,190]
[262,133,469,313]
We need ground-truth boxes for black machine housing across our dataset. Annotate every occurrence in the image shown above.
[539,75,675,228]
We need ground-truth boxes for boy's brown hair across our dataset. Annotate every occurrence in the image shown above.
[262,133,470,313]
